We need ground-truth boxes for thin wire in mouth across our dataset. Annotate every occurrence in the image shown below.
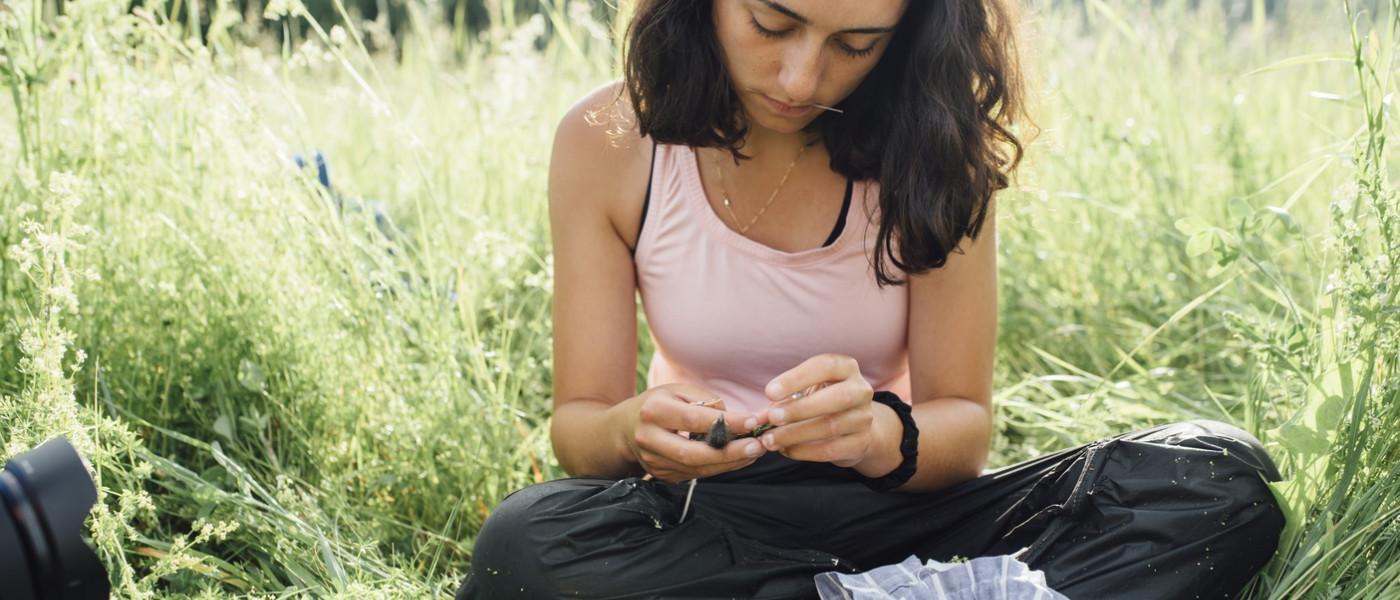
[756,90,845,114]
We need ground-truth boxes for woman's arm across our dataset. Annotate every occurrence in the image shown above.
[547,83,772,481]
[865,195,999,493]
[546,82,652,479]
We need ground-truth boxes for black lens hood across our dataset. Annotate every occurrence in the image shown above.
[1,437,110,600]
[0,480,39,600]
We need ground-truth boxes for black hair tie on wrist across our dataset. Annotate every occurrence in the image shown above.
[860,391,919,492]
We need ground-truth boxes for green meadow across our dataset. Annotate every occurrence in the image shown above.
[0,0,1396,596]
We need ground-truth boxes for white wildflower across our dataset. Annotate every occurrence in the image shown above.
[330,24,348,47]
[263,0,303,20]
[47,171,84,209]
[1331,181,1359,214]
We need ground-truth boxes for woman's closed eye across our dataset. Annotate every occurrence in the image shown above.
[838,41,877,59]
[748,15,789,39]
[748,16,878,59]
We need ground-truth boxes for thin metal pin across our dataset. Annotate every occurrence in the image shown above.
[813,103,844,113]
[679,478,698,522]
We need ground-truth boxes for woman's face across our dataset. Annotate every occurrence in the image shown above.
[712,0,908,134]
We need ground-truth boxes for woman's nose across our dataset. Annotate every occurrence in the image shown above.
[778,41,824,104]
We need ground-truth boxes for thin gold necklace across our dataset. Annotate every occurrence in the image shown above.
[713,143,809,234]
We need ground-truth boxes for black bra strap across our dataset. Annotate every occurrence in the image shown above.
[633,142,658,256]
[822,177,854,247]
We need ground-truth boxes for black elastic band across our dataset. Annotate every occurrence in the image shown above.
[859,391,919,492]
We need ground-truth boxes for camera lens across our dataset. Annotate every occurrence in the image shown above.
[0,478,39,599]
[0,437,110,600]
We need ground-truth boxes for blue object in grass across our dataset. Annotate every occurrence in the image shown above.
[292,150,400,243]
[289,151,460,307]
[292,150,332,189]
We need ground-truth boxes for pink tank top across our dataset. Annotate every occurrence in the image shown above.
[634,143,912,415]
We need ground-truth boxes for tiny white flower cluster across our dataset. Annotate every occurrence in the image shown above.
[1331,181,1359,215]
[6,172,91,317]
[0,169,99,469]
[262,0,306,20]
[289,39,335,70]
[329,24,349,47]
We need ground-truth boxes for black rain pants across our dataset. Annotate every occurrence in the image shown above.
[456,419,1285,599]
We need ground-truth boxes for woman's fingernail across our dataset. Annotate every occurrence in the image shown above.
[744,417,757,430]
[762,433,776,449]
[745,441,762,456]
[766,380,781,396]
[770,408,785,424]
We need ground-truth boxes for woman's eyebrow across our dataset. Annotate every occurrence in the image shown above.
[755,0,898,34]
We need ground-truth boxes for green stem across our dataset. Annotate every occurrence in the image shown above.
[7,71,29,165]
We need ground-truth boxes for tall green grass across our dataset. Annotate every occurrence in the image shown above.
[0,0,1395,596]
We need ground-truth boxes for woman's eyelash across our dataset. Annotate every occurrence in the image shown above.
[748,17,786,39]
[840,43,876,58]
[748,17,877,59]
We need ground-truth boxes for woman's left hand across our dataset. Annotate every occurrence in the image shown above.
[757,353,887,471]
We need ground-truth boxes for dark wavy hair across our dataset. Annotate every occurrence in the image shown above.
[617,0,1033,287]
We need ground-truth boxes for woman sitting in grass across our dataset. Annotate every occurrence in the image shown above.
[458,0,1285,597]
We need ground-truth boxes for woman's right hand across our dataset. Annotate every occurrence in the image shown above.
[619,383,768,483]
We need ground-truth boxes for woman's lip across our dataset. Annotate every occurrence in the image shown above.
[762,94,812,115]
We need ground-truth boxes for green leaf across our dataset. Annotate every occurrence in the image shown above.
[1278,421,1331,456]
[1186,231,1214,256]
[1227,197,1253,223]
[318,533,348,590]
[1266,205,1297,230]
[213,414,235,440]
[237,359,266,393]
[1316,394,1346,429]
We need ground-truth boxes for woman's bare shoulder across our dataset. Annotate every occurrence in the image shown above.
[552,80,654,252]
